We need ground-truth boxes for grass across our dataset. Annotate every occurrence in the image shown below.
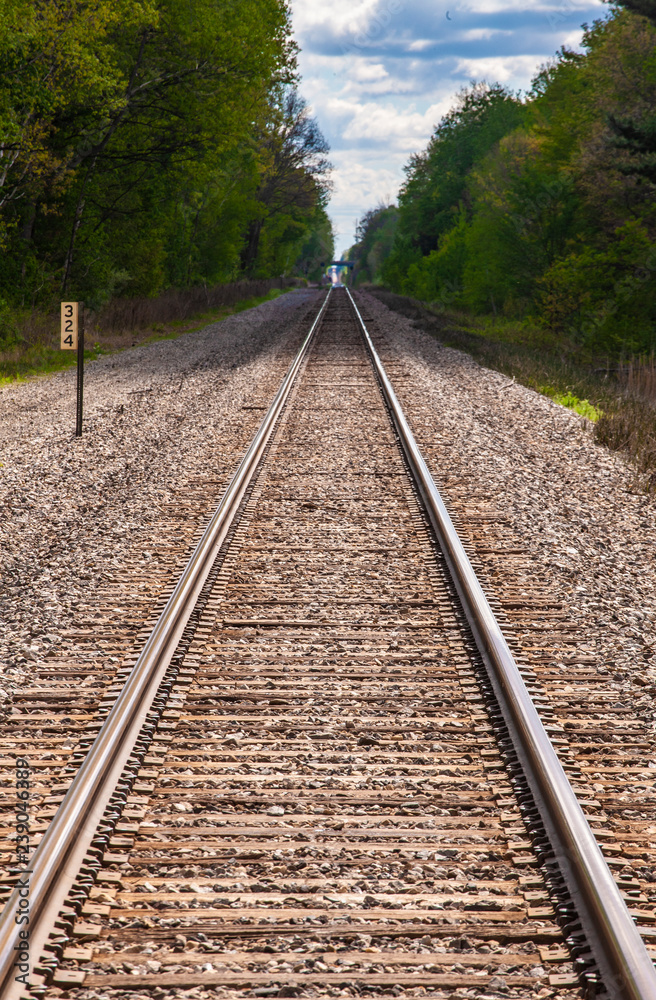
[0,282,293,386]
[540,388,603,422]
[368,288,656,492]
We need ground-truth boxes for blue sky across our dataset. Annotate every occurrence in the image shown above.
[290,0,606,253]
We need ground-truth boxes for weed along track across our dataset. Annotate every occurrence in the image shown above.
[1,288,656,1000]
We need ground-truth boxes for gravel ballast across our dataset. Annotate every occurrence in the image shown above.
[2,286,655,1000]
[0,289,321,707]
[361,289,656,699]
[2,284,655,715]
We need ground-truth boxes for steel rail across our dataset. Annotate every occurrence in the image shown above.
[345,286,656,1000]
[0,288,332,999]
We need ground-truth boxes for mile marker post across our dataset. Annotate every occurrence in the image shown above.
[60,301,84,436]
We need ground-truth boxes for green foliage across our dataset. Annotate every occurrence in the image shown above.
[541,387,603,421]
[238,88,332,278]
[293,206,335,282]
[614,0,656,30]
[398,215,467,307]
[0,1,331,311]
[540,220,656,352]
[363,6,656,358]
[0,297,20,347]
[350,204,399,285]
[392,83,525,259]
[379,234,421,291]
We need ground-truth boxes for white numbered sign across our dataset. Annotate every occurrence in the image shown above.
[61,302,78,350]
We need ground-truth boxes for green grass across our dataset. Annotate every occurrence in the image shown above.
[0,343,105,387]
[540,387,603,422]
[371,289,609,405]
[0,287,290,386]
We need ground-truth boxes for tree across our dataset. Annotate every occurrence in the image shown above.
[612,0,656,23]
[608,112,656,182]
[382,83,525,291]
[293,207,334,283]
[0,0,299,304]
[240,88,332,276]
[379,5,656,350]
[606,0,656,184]
[0,1,159,239]
[350,203,398,285]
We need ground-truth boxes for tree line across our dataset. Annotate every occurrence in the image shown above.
[350,0,656,356]
[0,0,333,324]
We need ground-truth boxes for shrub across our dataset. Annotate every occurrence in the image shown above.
[0,299,21,348]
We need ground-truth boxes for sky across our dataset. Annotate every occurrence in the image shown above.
[290,0,606,254]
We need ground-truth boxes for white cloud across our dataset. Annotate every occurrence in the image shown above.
[561,28,587,48]
[293,0,380,34]
[407,39,434,51]
[454,54,548,85]
[465,0,602,11]
[460,28,513,40]
[290,0,607,246]
[342,100,450,148]
[327,151,406,250]
[337,59,408,96]
[352,61,389,82]
[298,53,425,105]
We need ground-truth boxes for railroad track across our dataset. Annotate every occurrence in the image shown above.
[1,287,656,1000]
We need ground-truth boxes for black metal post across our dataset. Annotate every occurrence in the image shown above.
[75,305,84,437]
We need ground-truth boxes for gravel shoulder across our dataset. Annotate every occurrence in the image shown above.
[359,288,656,704]
[0,288,321,707]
